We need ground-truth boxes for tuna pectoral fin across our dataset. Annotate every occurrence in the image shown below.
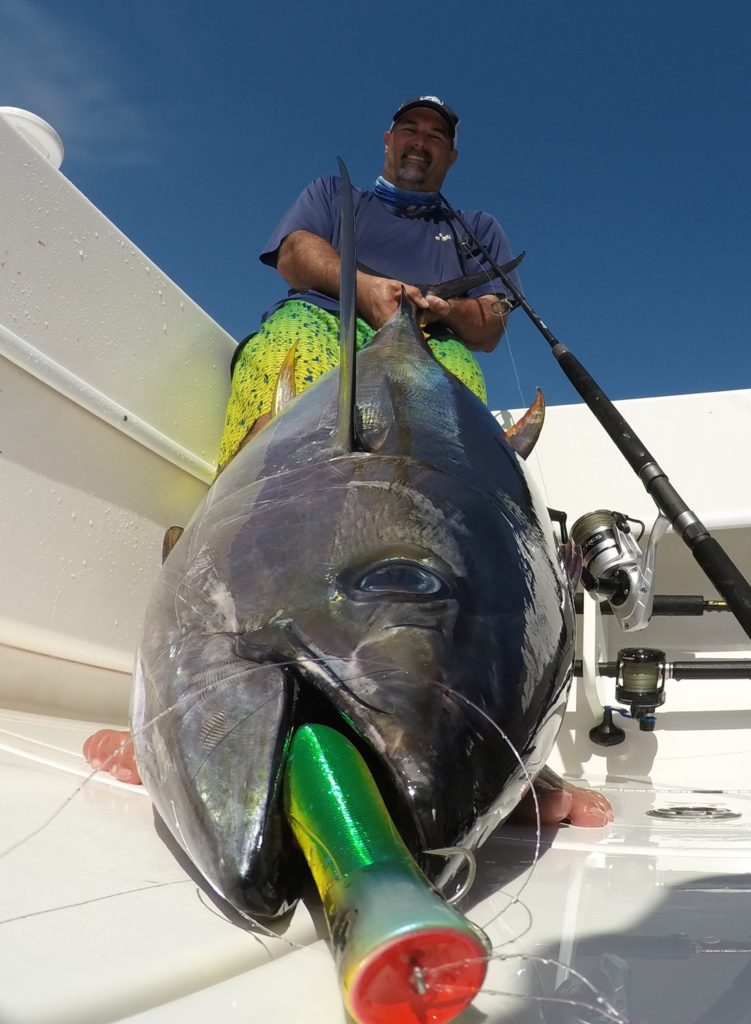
[504,387,545,459]
[423,252,525,298]
[357,251,526,299]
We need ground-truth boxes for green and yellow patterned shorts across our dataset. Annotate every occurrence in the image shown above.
[216,300,487,471]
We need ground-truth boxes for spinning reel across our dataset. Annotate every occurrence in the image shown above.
[571,508,669,633]
[572,509,669,737]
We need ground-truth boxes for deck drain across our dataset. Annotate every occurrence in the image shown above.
[647,805,741,821]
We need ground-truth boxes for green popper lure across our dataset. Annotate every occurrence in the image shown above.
[283,723,491,1024]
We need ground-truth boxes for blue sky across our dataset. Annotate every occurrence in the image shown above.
[3,0,749,409]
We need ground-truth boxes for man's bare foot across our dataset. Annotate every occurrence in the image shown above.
[83,729,141,785]
[514,766,613,827]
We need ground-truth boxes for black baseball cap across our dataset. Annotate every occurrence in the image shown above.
[390,96,459,144]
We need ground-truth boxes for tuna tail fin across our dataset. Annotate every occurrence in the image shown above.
[504,388,545,459]
[333,156,358,455]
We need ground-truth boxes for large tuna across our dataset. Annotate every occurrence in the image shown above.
[133,175,575,921]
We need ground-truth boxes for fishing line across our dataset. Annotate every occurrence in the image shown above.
[2,650,588,996]
[418,679,623,1019]
[440,201,556,510]
[0,652,396,961]
[0,656,267,859]
[494,312,556,510]
[0,652,389,861]
[439,981,629,1022]
[435,676,602,1000]
[469,855,536,946]
[436,682,543,916]
[217,896,328,958]
[0,880,189,927]
[193,893,326,973]
[190,885,307,961]
[422,952,629,1023]
[445,216,532,412]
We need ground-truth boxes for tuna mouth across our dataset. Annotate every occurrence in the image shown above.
[285,666,423,863]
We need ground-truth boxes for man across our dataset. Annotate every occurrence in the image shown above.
[216,96,520,470]
[84,96,612,829]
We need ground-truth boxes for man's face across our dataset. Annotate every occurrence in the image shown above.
[382,108,458,191]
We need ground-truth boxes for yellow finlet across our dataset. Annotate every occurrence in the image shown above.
[161,526,184,564]
[504,387,545,459]
[271,342,297,418]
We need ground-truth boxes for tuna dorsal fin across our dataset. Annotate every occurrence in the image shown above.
[333,156,357,454]
[504,388,545,459]
[271,342,297,418]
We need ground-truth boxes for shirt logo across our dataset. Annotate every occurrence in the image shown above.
[435,232,452,241]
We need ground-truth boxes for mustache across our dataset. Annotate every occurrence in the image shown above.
[401,147,432,167]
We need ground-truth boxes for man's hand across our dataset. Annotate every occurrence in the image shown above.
[277,231,427,330]
[355,273,431,329]
[419,294,451,324]
[276,229,507,351]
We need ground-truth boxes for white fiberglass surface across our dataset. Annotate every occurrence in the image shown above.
[2,707,751,1024]
[506,389,751,533]
[0,709,320,1024]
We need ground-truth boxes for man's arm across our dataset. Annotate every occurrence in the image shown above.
[277,228,508,350]
[424,294,507,353]
[277,229,433,330]
[275,230,341,297]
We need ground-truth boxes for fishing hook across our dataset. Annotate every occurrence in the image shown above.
[424,845,477,904]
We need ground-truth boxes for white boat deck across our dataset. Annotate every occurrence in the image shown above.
[3,706,751,1023]
[2,109,750,1023]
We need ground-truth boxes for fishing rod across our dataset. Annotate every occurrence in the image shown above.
[438,192,751,641]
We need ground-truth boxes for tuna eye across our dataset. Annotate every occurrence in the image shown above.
[353,562,448,598]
